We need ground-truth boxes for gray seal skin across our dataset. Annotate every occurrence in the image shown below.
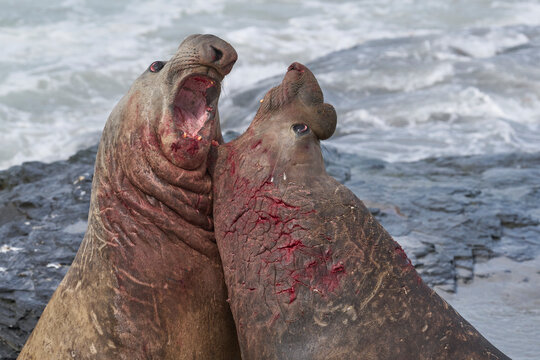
[212,62,510,360]
[18,34,241,360]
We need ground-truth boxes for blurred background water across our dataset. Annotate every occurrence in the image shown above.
[1,0,540,168]
[1,0,539,358]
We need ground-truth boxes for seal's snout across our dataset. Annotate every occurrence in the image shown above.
[283,62,324,107]
[285,63,337,140]
[253,62,336,141]
[288,62,305,73]
[181,34,238,77]
[202,38,237,76]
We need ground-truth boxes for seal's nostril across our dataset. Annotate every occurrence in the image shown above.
[211,45,223,62]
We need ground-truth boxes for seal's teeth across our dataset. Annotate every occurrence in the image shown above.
[182,133,188,138]
[211,140,219,146]
[196,135,202,141]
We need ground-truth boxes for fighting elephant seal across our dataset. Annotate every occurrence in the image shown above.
[18,34,241,360]
[212,62,510,360]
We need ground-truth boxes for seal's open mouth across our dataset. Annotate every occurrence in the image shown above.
[173,75,219,139]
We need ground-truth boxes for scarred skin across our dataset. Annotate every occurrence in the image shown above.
[18,34,241,360]
[212,63,510,360]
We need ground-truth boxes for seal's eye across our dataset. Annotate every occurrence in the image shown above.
[292,123,309,136]
[149,61,165,73]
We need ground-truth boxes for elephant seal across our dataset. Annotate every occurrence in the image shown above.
[212,62,510,360]
[18,34,241,360]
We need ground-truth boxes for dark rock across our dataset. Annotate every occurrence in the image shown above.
[0,145,96,360]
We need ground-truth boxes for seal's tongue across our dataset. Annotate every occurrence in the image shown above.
[174,76,218,138]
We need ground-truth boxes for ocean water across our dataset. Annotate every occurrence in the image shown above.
[1,0,540,358]
[1,0,540,168]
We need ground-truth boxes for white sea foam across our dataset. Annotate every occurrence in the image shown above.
[1,0,540,169]
[319,63,456,94]
[439,28,530,58]
[0,245,23,253]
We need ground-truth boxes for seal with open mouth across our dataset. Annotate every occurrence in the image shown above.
[18,34,241,360]
[212,62,510,360]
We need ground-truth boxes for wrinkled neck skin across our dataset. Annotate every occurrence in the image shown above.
[91,39,230,257]
[94,81,220,258]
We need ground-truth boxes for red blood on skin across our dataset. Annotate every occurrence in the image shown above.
[170,142,181,152]
[185,138,200,156]
[277,239,305,263]
[272,250,347,305]
[394,244,423,284]
[170,137,202,156]
[319,263,347,293]
[276,286,296,304]
[221,171,348,301]
[190,76,215,88]
[394,245,415,272]
[331,263,345,274]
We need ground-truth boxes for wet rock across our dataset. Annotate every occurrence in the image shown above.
[322,145,351,183]
[0,145,96,359]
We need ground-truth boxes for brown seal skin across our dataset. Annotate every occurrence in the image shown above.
[212,62,511,360]
[18,34,241,360]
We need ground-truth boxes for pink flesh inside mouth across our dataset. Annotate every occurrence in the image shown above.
[174,76,219,138]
